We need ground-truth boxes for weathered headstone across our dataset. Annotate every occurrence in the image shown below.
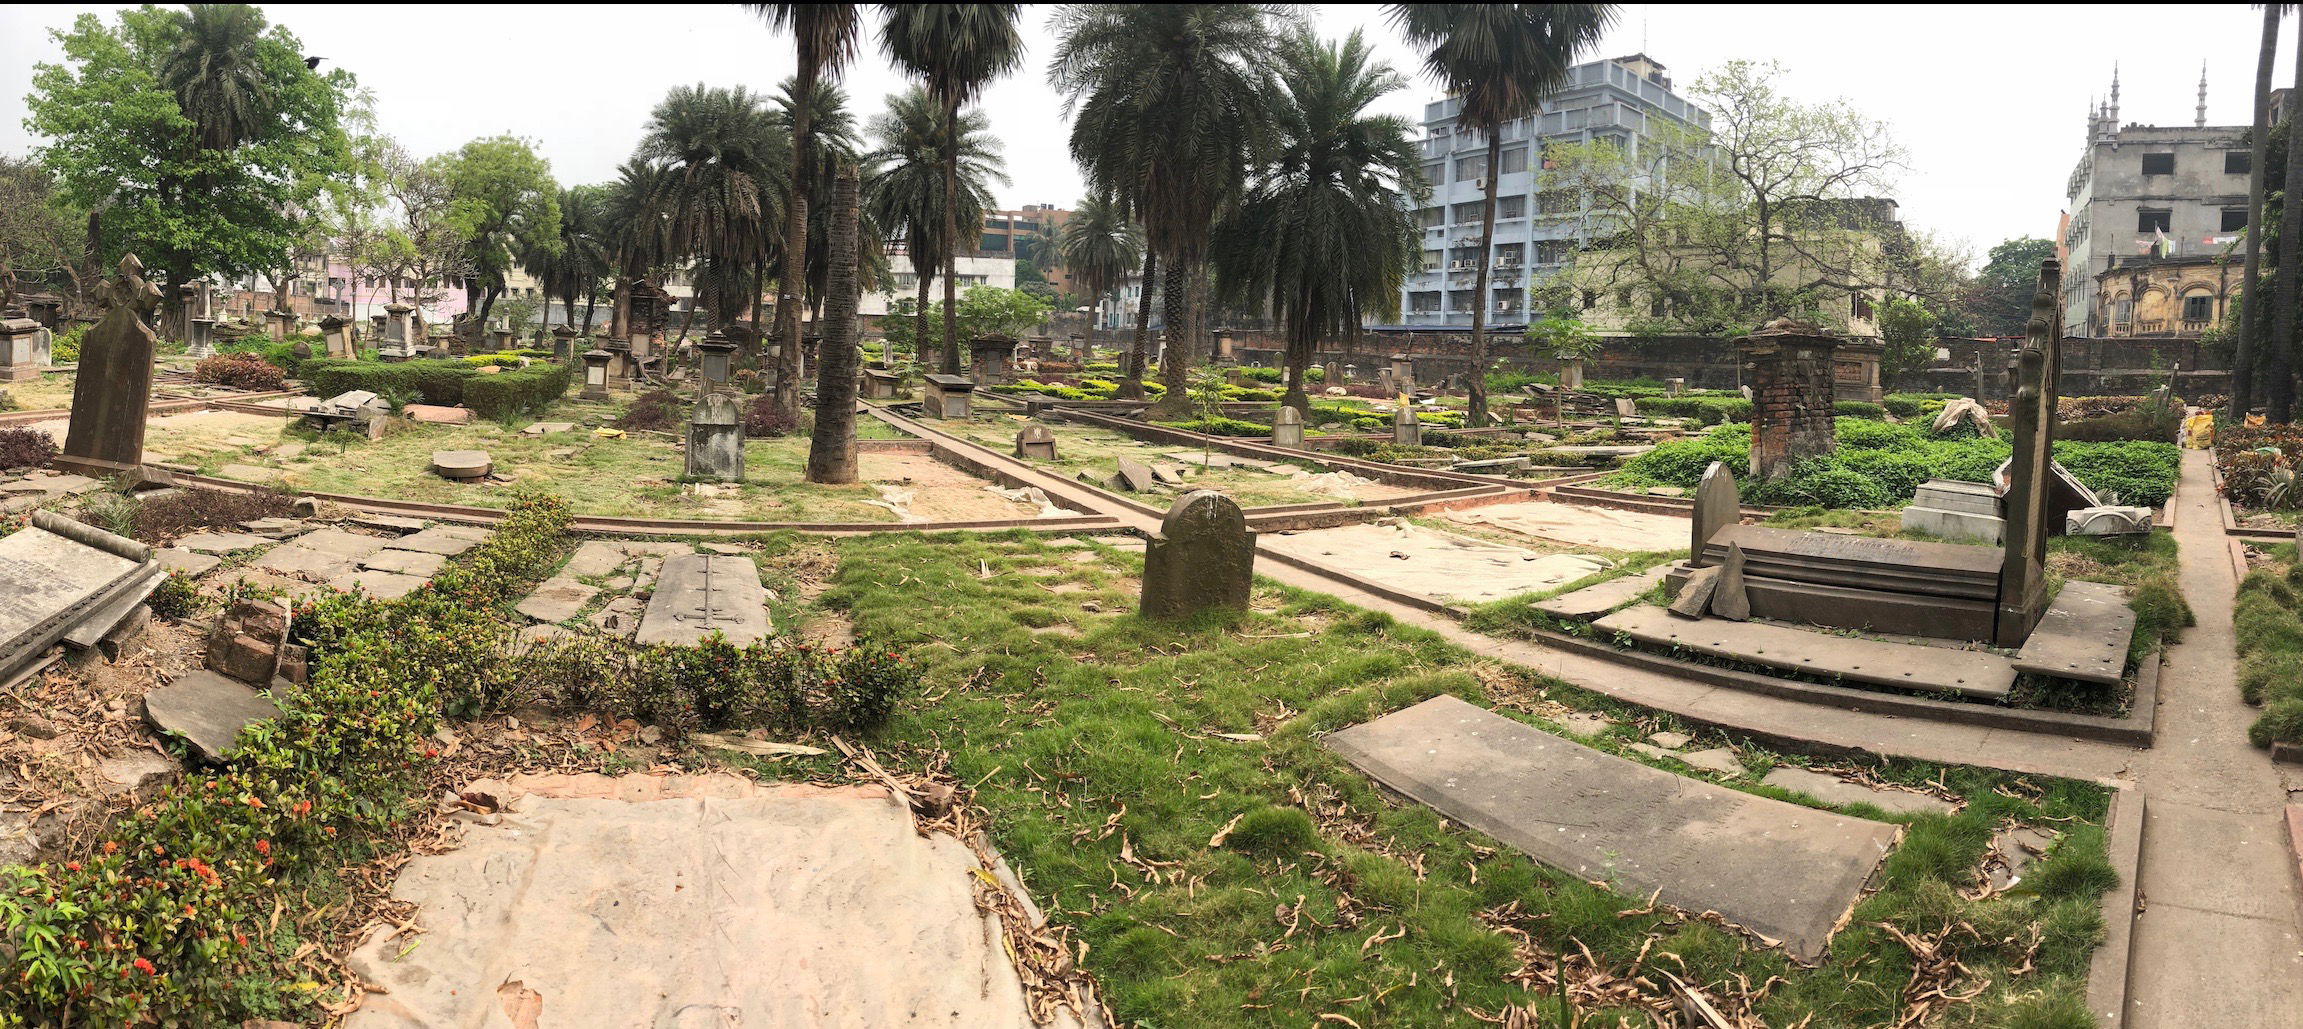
[264,309,297,340]
[380,303,417,361]
[637,554,771,646]
[319,314,354,359]
[1614,398,1638,418]
[969,334,1018,384]
[1666,377,1686,395]
[1377,367,1395,394]
[1559,358,1585,390]
[685,392,746,483]
[1139,491,1256,619]
[1271,406,1305,449]
[1711,541,1752,621]
[59,256,160,477]
[580,349,613,400]
[0,511,154,685]
[1323,361,1343,387]
[1013,423,1059,460]
[1995,262,2061,647]
[1902,479,2004,544]
[1393,407,1422,446]
[1689,461,1739,563]
[1114,457,1157,492]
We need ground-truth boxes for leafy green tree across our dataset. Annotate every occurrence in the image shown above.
[602,157,675,338]
[1051,3,1286,417]
[864,87,1006,366]
[26,5,359,315]
[1212,27,1425,414]
[1524,306,1599,359]
[1963,237,2059,338]
[525,184,613,332]
[1876,295,1938,387]
[1058,194,1143,385]
[0,156,87,308]
[882,285,1047,349]
[434,136,561,338]
[1389,3,1616,427]
[775,79,883,326]
[881,3,1025,375]
[750,4,864,416]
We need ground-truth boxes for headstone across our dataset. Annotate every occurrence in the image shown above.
[969,334,1018,384]
[1377,368,1395,394]
[1323,361,1343,387]
[59,256,160,477]
[431,450,493,481]
[1667,377,1686,395]
[1902,479,2004,544]
[1114,457,1157,492]
[1614,398,1638,418]
[1393,407,1422,446]
[636,554,772,646]
[1139,491,1256,619]
[141,670,282,764]
[319,314,354,359]
[184,316,215,358]
[581,349,613,399]
[552,325,578,361]
[1738,319,1838,481]
[1013,423,1059,460]
[1711,542,1751,620]
[1271,406,1305,449]
[264,310,297,340]
[2066,506,2153,536]
[1995,261,2061,647]
[0,511,153,685]
[380,303,417,361]
[684,392,746,483]
[1559,358,1585,390]
[0,319,49,381]
[921,374,974,419]
[1668,564,1719,617]
[1689,461,1739,563]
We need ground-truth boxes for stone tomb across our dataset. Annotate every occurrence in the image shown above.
[1139,491,1255,619]
[300,390,390,432]
[921,374,975,420]
[684,392,746,483]
[1901,479,2005,544]
[319,314,355,359]
[1013,423,1058,461]
[637,555,771,646]
[59,256,160,477]
[1327,695,1899,961]
[1271,405,1305,449]
[1676,521,2004,641]
[0,511,160,686]
[0,318,51,381]
[860,366,903,400]
[1392,407,1422,446]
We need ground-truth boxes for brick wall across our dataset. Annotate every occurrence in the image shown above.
[1743,331,1838,481]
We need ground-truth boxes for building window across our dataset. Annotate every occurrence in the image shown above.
[1497,195,1526,219]
[1451,201,1483,223]
[1497,147,1528,174]
[1538,190,1580,216]
[2183,295,2214,322]
[1456,154,1488,181]
[2223,208,2249,232]
[1534,240,1570,265]
[2137,209,2171,233]
[2140,153,2175,175]
[2228,151,2252,175]
[1851,293,1875,322]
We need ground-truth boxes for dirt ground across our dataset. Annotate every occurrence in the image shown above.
[859,452,1045,522]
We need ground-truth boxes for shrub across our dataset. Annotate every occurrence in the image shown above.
[1755,462,1891,509]
[2059,406,2180,443]
[618,389,684,432]
[302,359,474,406]
[194,352,287,392]
[1238,366,1283,384]
[1883,393,1960,419]
[2052,440,2181,508]
[0,427,58,470]
[1833,400,1886,419]
[462,362,571,421]
[745,393,797,437]
[147,569,202,619]
[1633,395,1752,425]
[1167,416,1272,437]
[49,324,86,363]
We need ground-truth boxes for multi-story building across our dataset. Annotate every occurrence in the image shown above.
[1397,53,1711,328]
[981,204,1075,295]
[858,244,1017,319]
[2061,68,2278,336]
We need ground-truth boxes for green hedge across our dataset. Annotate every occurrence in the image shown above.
[1833,400,1886,420]
[1634,395,1753,425]
[301,358,570,420]
[464,363,573,420]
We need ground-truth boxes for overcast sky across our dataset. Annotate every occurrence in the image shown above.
[4,4,2295,269]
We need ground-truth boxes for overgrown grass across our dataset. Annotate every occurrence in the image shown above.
[2237,557,2303,745]
[828,532,2115,1027]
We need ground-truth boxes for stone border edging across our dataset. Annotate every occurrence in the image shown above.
[2088,787,2147,1029]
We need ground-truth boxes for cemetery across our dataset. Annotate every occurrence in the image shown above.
[7,4,2303,1027]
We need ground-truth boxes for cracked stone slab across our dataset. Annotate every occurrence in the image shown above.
[176,531,272,554]
[360,549,447,577]
[293,528,391,561]
[388,526,489,556]
[328,570,431,601]
[1761,766,1956,817]
[154,548,221,576]
[143,670,282,764]
[252,545,359,581]
[517,578,600,624]
[636,555,770,647]
[1325,694,1900,962]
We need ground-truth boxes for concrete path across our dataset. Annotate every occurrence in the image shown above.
[2114,449,2303,1028]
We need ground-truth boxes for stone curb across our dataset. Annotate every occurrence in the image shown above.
[2088,787,2147,1029]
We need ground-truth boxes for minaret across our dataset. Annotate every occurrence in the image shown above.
[2197,61,2209,128]
[2109,63,2121,127]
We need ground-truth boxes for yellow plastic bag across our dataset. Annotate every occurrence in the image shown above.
[2182,411,2215,449]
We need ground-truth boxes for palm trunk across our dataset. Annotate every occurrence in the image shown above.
[940,94,963,376]
[1149,253,1193,419]
[582,290,597,333]
[1119,250,1155,399]
[1467,133,1501,427]
[914,264,934,365]
[808,164,863,483]
[1282,311,1312,416]
[2272,20,2303,423]
[776,59,817,417]
[2234,4,2282,420]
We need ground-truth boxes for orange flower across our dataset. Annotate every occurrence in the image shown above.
[254,839,270,857]
[65,861,80,872]
[133,957,155,976]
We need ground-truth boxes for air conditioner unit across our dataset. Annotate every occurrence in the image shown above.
[1475,177,1488,191]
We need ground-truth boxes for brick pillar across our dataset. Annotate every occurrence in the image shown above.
[1739,319,1839,481]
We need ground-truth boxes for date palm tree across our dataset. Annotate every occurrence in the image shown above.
[1212,27,1425,415]
[1389,3,1617,426]
[159,4,273,151]
[603,158,673,340]
[2233,6,2284,420]
[525,184,612,334]
[809,163,864,483]
[749,4,863,414]
[775,78,880,324]
[863,87,1006,366]
[638,83,790,334]
[1050,3,1285,418]
[1058,194,1144,390]
[880,3,1025,374]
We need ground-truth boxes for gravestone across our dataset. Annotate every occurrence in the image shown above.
[637,554,771,646]
[1666,377,1686,395]
[580,349,613,400]
[1559,358,1585,390]
[1013,424,1058,460]
[1995,262,2061,647]
[59,255,160,477]
[0,510,155,686]
[1614,398,1638,418]
[1690,461,1740,562]
[1902,479,2004,544]
[552,325,578,361]
[1393,407,1422,446]
[319,315,354,359]
[0,318,49,381]
[264,310,296,340]
[1711,541,1752,620]
[861,366,902,399]
[1139,491,1256,619]
[969,334,1018,384]
[921,374,974,419]
[184,315,215,358]
[1377,367,1395,394]
[380,303,417,361]
[685,392,746,483]
[1271,406,1305,449]
[1324,361,1343,387]
[1739,319,1838,481]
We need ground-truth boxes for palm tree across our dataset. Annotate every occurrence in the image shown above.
[809,163,865,483]
[749,4,863,415]
[1389,4,1617,426]
[863,87,1006,366]
[2273,14,2303,422]
[2234,6,2286,420]
[638,84,790,335]
[880,3,1025,375]
[525,184,612,334]
[159,4,272,151]
[1213,28,1425,415]
[775,79,880,323]
[1058,194,1144,390]
[603,158,673,340]
[1050,4,1286,418]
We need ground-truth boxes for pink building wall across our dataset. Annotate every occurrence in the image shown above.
[320,261,469,323]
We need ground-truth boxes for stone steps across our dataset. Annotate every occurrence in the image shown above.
[2011,580,2135,686]
[1592,604,2019,699]
[1534,566,1668,620]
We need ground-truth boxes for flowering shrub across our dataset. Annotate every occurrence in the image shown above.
[744,394,797,438]
[193,352,287,392]
[618,389,683,432]
[0,427,58,470]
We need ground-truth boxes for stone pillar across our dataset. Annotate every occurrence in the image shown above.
[1324,361,1343,388]
[580,350,613,400]
[1831,340,1885,403]
[0,319,50,381]
[264,309,296,340]
[1738,319,1839,482]
[381,304,416,360]
[1393,406,1422,446]
[60,256,160,476]
[1996,262,2064,647]
[489,328,515,352]
[1139,491,1256,619]
[684,392,746,483]
[1272,405,1305,449]
[185,317,215,358]
[552,325,578,361]
[1389,354,1415,391]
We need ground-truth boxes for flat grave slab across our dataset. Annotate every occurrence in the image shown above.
[351,513,428,534]
[360,549,447,577]
[637,555,770,647]
[175,531,271,554]
[561,540,630,578]
[153,548,220,577]
[143,670,281,764]
[0,523,143,682]
[1259,522,1610,605]
[1327,695,1899,961]
[294,528,390,561]
[389,525,489,556]
[1592,604,2018,699]
[1761,766,1956,817]
[1534,566,1668,620]
[328,569,430,600]
[516,578,600,624]
[2011,580,2134,686]
[521,421,576,436]
[1701,524,2000,598]
[1446,502,1688,552]
[252,545,358,581]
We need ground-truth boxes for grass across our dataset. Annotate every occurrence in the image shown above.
[827,531,2115,1028]
[2236,556,2303,745]
[2,370,79,411]
[935,413,1418,508]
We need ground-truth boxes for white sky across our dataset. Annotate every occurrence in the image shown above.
[4,3,2295,268]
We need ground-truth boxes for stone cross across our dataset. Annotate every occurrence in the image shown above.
[1140,490,1256,619]
[684,392,746,483]
[1690,461,1740,564]
[59,255,160,476]
[1271,405,1305,449]
[1014,423,1059,460]
[1995,260,2062,647]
